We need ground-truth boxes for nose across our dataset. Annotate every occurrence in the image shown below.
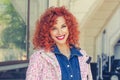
[58,29,62,35]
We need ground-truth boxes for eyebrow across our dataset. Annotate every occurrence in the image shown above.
[53,23,66,27]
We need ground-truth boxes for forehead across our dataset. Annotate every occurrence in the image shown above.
[55,16,66,24]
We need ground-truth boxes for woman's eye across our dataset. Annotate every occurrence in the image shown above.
[51,27,57,30]
[62,25,66,28]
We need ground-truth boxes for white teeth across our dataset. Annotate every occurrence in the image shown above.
[56,35,65,39]
[58,36,64,38]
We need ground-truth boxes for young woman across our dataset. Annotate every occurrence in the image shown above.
[26,6,93,80]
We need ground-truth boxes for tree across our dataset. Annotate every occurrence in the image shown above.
[0,0,26,51]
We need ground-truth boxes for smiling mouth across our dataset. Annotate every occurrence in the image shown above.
[56,35,65,40]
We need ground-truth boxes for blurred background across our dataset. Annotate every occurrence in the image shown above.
[0,0,120,80]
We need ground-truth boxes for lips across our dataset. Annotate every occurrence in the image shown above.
[56,35,65,40]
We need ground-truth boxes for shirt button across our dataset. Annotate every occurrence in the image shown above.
[70,75,73,78]
[67,65,70,67]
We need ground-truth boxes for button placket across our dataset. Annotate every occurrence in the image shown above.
[66,63,74,79]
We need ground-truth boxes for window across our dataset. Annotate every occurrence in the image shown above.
[0,0,48,63]
[0,0,27,62]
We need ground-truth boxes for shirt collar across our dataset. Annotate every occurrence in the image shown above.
[51,44,61,54]
[51,44,83,57]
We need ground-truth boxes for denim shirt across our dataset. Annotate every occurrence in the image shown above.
[52,45,83,80]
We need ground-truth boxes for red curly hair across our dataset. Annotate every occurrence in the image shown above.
[33,6,80,51]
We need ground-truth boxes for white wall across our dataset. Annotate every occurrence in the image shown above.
[97,5,120,57]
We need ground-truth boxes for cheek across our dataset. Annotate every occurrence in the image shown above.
[50,31,56,38]
[50,30,58,36]
[65,28,69,34]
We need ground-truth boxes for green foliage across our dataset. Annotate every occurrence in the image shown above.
[0,0,26,51]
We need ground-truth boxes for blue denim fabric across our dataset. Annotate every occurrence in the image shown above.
[52,44,82,80]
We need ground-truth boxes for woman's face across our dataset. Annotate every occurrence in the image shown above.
[50,16,69,45]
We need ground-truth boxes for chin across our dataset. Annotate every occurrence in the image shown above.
[56,40,67,45]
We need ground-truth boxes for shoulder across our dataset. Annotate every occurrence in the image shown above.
[30,50,42,58]
[79,49,92,64]
[29,49,45,62]
[29,49,55,62]
[80,49,87,56]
